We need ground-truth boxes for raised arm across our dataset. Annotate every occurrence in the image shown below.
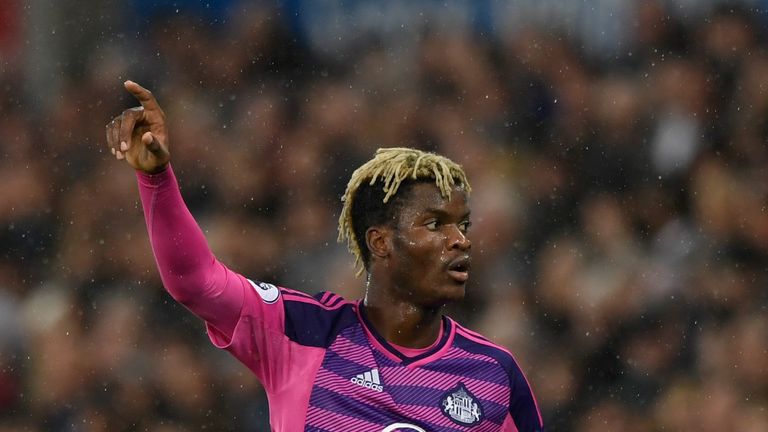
[105,81,244,337]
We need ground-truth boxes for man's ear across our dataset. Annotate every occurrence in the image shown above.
[365,226,391,259]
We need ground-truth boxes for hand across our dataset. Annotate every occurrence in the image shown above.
[106,81,170,173]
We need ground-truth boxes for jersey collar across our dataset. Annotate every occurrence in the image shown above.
[356,300,456,367]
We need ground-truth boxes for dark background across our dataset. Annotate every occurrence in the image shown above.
[1,1,767,430]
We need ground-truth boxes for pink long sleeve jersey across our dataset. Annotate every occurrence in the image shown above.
[137,166,544,432]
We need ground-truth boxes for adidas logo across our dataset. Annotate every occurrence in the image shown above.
[350,368,384,392]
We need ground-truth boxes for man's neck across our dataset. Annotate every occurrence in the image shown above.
[363,285,444,349]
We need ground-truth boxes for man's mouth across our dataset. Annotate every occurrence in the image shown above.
[447,256,471,283]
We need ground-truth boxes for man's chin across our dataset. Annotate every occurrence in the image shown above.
[429,283,466,306]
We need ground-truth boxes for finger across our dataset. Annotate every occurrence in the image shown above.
[110,117,122,154]
[106,117,118,149]
[124,80,162,113]
[105,122,113,149]
[118,107,144,151]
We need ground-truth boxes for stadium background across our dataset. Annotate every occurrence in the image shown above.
[1,0,768,430]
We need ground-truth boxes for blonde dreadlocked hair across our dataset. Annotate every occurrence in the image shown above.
[338,147,471,275]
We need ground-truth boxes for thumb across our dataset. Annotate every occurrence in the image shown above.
[142,131,163,154]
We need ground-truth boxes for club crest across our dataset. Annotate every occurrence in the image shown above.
[440,382,483,426]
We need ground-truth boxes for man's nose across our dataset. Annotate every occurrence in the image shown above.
[448,225,471,251]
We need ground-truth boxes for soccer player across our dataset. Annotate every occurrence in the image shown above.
[106,80,544,431]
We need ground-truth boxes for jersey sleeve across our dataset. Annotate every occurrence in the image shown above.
[137,166,295,387]
[136,166,356,394]
[506,362,545,432]
[205,280,294,388]
[137,165,244,337]
[207,283,358,397]
[454,325,544,432]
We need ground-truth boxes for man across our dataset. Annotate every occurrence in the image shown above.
[106,80,543,431]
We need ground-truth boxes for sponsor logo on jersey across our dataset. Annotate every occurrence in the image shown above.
[440,383,483,426]
[350,368,383,392]
[247,279,280,304]
[381,423,426,432]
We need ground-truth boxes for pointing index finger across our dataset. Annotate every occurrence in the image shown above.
[124,80,161,112]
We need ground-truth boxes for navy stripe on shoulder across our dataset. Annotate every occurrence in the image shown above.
[454,326,543,432]
[326,294,345,308]
[313,291,346,308]
[283,290,359,348]
[453,326,516,374]
[281,287,315,300]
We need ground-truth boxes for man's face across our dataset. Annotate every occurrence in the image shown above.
[386,182,472,307]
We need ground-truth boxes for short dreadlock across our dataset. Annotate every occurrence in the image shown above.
[338,147,471,275]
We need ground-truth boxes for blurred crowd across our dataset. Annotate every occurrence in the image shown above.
[1,0,768,430]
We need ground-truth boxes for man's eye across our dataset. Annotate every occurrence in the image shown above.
[459,221,471,233]
[425,221,439,230]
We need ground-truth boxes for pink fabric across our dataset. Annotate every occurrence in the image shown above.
[501,413,521,432]
[207,301,325,430]
[137,166,325,430]
[382,365,508,394]
[327,335,376,365]
[136,165,244,336]
[306,408,387,431]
